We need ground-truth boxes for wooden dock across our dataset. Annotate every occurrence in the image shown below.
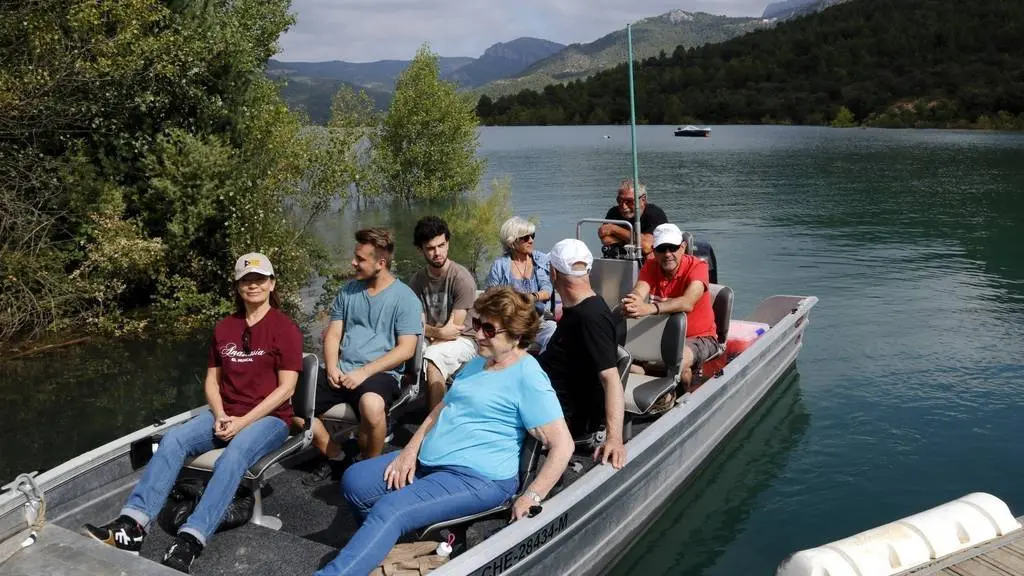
[904,516,1024,575]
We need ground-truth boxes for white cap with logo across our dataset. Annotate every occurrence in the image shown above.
[548,239,593,277]
[652,223,684,249]
[234,252,275,280]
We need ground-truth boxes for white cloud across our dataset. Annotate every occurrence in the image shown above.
[278,0,767,62]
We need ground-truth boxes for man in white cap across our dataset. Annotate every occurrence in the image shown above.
[621,223,719,390]
[539,239,627,470]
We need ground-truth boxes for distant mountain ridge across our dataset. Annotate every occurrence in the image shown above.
[763,0,854,19]
[445,38,566,88]
[475,10,770,98]
[268,37,566,122]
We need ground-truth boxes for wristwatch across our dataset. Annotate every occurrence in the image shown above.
[524,489,542,504]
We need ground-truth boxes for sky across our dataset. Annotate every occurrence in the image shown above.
[277,0,770,63]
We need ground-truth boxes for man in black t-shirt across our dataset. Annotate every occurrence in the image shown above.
[599,179,668,259]
[540,239,627,469]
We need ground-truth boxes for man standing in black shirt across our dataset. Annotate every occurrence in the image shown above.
[599,179,668,259]
[540,239,627,469]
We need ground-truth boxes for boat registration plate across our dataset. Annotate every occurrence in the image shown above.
[474,511,570,575]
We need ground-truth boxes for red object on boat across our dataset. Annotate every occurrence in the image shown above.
[725,320,770,357]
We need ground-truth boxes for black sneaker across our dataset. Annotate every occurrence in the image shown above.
[82,515,145,554]
[161,532,203,573]
[301,459,345,486]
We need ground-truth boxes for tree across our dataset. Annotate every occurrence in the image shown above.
[368,45,485,203]
[0,0,351,342]
[444,178,513,279]
[831,105,857,127]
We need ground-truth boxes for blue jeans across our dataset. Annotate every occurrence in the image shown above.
[314,451,518,576]
[121,408,288,544]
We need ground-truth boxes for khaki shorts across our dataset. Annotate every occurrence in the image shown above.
[686,336,722,366]
[423,337,478,381]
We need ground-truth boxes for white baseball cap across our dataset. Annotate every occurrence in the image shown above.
[234,252,275,280]
[548,239,593,277]
[652,223,684,249]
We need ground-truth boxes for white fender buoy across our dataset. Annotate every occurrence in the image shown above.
[776,493,1021,576]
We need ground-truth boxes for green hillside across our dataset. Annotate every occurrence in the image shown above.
[477,10,769,99]
[478,0,1024,129]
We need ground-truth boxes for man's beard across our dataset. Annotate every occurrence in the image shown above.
[428,257,447,269]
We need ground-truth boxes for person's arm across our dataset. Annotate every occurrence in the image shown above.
[533,252,552,302]
[425,309,467,342]
[598,223,633,246]
[239,369,299,425]
[621,279,652,317]
[339,333,417,389]
[323,319,344,385]
[644,280,705,315]
[640,232,655,256]
[204,366,226,420]
[596,367,626,468]
[384,399,444,489]
[485,258,503,288]
[512,418,574,520]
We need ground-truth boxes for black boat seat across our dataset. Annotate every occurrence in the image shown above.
[621,313,686,415]
[320,332,425,427]
[417,436,543,542]
[694,284,733,380]
[182,352,319,531]
[590,258,639,312]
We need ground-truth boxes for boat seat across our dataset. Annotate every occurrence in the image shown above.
[417,435,543,542]
[182,352,319,531]
[591,258,639,312]
[622,313,686,415]
[320,332,426,426]
[691,284,733,387]
[681,231,696,255]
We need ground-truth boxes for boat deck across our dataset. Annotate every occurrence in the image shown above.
[903,518,1024,576]
[3,406,615,576]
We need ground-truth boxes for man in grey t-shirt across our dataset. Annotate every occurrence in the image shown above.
[409,216,479,410]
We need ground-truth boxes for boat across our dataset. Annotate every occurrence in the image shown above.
[0,24,818,576]
[674,125,711,137]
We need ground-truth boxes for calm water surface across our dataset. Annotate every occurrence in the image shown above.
[2,126,1023,575]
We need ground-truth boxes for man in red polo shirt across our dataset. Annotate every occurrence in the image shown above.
[621,223,720,388]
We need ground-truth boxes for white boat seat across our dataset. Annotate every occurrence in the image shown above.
[180,352,319,531]
[320,332,426,426]
[591,258,639,312]
[622,313,686,415]
[418,436,543,542]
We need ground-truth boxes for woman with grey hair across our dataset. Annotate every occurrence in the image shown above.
[485,216,558,352]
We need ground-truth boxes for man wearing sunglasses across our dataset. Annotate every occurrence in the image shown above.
[540,239,627,469]
[621,223,719,390]
[598,179,668,259]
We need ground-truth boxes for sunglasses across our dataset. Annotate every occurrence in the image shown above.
[242,325,252,354]
[655,243,680,254]
[472,318,507,339]
[518,233,535,243]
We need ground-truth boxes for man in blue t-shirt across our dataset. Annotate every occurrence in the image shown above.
[307,228,423,470]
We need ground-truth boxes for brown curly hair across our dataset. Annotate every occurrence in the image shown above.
[473,286,541,349]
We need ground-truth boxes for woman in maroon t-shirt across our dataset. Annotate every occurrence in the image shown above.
[83,252,303,572]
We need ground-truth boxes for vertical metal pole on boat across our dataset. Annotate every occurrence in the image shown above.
[626,23,641,254]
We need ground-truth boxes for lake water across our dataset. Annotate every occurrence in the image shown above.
[3,125,1024,574]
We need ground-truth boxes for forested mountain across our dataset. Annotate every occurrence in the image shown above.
[445,38,566,88]
[477,10,768,98]
[477,0,1024,129]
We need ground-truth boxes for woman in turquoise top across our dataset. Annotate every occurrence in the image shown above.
[315,287,575,576]
[486,216,558,351]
